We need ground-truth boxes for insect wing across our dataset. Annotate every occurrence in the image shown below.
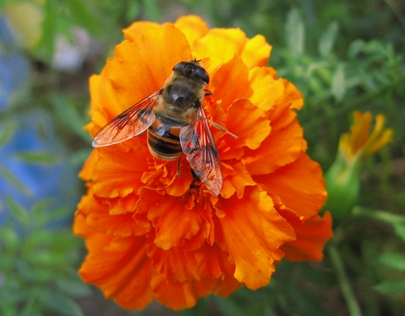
[92,91,160,147]
[180,107,223,195]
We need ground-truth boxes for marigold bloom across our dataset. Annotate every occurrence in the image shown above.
[74,15,333,310]
[324,111,393,219]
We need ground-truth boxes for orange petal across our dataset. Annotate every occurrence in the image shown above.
[122,21,160,42]
[92,144,150,199]
[151,273,217,310]
[147,242,224,283]
[221,99,270,160]
[281,212,333,261]
[88,71,123,130]
[147,196,207,250]
[240,34,272,68]
[79,149,98,181]
[193,28,248,66]
[248,67,285,112]
[77,191,149,237]
[210,55,252,110]
[174,15,209,47]
[255,152,327,219]
[243,117,306,175]
[107,25,193,109]
[222,162,256,199]
[76,213,153,309]
[215,186,295,289]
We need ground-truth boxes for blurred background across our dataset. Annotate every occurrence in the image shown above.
[0,1,404,315]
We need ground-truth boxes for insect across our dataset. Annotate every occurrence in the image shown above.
[92,60,234,196]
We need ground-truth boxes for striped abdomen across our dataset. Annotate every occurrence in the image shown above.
[147,116,186,161]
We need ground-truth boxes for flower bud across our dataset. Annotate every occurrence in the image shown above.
[324,112,393,221]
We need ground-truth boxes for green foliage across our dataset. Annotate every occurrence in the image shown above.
[0,199,91,316]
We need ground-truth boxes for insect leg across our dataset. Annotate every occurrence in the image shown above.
[208,120,238,139]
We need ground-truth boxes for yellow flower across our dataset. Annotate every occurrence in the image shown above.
[325,111,393,220]
[339,111,393,161]
[74,15,333,310]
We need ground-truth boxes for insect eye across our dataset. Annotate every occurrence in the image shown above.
[194,67,209,84]
[172,62,187,72]
[172,62,210,84]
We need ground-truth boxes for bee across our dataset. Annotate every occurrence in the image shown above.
[92,60,233,196]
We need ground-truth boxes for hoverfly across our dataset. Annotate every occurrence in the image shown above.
[92,60,234,196]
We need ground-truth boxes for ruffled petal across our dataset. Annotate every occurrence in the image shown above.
[240,34,272,68]
[151,274,216,310]
[255,153,327,219]
[92,144,150,198]
[193,28,249,67]
[122,21,160,42]
[243,116,306,175]
[215,186,295,289]
[147,195,207,250]
[281,212,333,261]
[174,15,209,47]
[75,213,153,309]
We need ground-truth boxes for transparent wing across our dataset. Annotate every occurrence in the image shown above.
[179,106,223,195]
[92,90,161,147]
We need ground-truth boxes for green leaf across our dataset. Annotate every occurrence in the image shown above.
[393,222,405,242]
[373,279,405,294]
[17,152,56,164]
[15,258,35,281]
[55,277,92,298]
[0,166,30,194]
[0,226,19,252]
[348,39,365,59]
[49,94,91,143]
[263,304,278,316]
[38,289,84,316]
[378,252,405,271]
[142,0,161,21]
[331,65,345,102]
[214,296,247,316]
[285,7,304,60]
[36,0,57,59]
[65,0,113,39]
[318,21,339,58]
[0,121,15,148]
[5,196,30,224]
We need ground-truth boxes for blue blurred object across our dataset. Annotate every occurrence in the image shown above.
[0,16,30,111]
[0,17,77,226]
[0,110,78,227]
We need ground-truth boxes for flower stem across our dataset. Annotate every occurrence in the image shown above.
[352,206,405,225]
[328,243,363,316]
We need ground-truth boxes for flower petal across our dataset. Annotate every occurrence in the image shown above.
[221,99,270,160]
[151,274,217,310]
[77,190,149,237]
[240,34,272,68]
[243,116,306,175]
[147,242,225,283]
[210,55,252,110]
[92,144,150,198]
[281,212,333,261]
[222,162,256,199]
[215,186,295,289]
[255,152,327,219]
[193,28,249,66]
[122,21,160,42]
[75,213,153,309]
[174,15,209,47]
[147,195,208,250]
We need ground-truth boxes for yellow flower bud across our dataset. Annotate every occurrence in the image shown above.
[324,111,393,221]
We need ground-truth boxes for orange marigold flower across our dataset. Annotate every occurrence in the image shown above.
[74,15,333,310]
